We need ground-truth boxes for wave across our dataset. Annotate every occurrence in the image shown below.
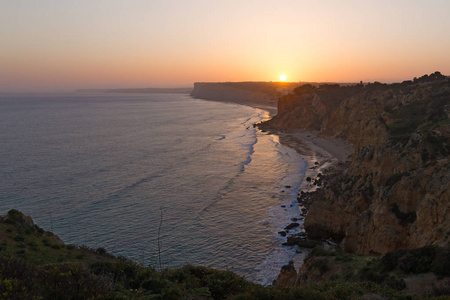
[198,121,261,215]
[108,174,162,198]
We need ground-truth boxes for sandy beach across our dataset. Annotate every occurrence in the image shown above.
[229,100,353,193]
[275,130,353,193]
[245,100,353,188]
[241,101,353,167]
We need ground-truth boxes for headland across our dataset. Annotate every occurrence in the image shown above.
[192,73,450,296]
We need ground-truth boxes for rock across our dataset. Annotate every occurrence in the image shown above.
[283,233,308,246]
[283,238,298,246]
[278,231,287,237]
[272,261,297,287]
[297,240,323,248]
[285,223,300,230]
[2,209,35,228]
[296,249,303,253]
[281,205,286,208]
[306,177,312,182]
[285,185,291,188]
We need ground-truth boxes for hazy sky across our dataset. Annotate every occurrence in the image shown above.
[1,0,450,90]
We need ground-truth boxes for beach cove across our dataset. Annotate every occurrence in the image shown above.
[195,90,355,274]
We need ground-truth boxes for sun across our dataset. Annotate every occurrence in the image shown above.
[280,74,287,82]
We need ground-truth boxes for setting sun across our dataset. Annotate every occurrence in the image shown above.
[280,74,287,82]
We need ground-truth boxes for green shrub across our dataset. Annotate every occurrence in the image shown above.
[0,257,112,299]
[6,209,24,223]
[382,246,436,274]
[385,275,406,290]
[96,247,107,255]
[14,234,24,242]
[16,243,26,249]
[358,265,385,284]
[432,248,450,277]
[309,258,330,275]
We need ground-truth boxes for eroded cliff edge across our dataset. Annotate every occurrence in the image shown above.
[259,72,450,254]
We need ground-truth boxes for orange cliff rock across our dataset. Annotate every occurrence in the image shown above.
[260,72,450,254]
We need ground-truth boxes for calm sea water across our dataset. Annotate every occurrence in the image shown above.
[0,93,307,285]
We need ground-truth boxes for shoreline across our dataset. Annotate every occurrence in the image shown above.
[264,129,354,272]
[274,130,353,195]
[231,101,355,275]
[195,96,354,277]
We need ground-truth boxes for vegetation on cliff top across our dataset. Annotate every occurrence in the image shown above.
[298,245,450,298]
[0,209,432,299]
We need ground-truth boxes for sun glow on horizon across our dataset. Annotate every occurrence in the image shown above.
[1,1,450,90]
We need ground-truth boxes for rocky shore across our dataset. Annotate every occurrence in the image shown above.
[261,129,354,261]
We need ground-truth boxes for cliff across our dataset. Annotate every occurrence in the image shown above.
[191,82,299,115]
[260,72,450,254]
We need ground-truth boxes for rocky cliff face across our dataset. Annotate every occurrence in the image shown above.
[261,73,450,254]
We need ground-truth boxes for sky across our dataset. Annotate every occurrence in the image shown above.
[1,0,450,91]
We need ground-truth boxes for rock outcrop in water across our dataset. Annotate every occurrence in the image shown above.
[260,72,450,254]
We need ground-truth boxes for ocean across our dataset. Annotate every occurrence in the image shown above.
[0,93,307,285]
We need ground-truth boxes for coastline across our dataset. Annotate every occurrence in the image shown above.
[195,95,354,276]
[275,130,353,195]
[206,97,353,195]
[263,129,353,271]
